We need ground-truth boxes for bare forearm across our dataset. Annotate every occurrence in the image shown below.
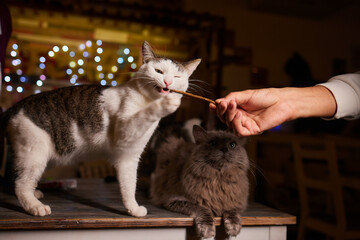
[279,85,337,121]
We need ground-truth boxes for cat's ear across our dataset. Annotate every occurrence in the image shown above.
[193,125,207,143]
[183,59,201,76]
[142,41,157,63]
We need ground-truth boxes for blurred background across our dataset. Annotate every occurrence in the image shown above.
[1,0,359,239]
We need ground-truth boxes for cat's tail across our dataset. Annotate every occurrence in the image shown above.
[182,118,201,143]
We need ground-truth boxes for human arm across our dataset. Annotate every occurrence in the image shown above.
[210,85,337,136]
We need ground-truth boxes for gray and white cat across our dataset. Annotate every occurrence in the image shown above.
[2,41,201,217]
[150,125,249,240]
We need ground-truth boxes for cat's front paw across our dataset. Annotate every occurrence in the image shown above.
[224,236,237,240]
[224,218,241,237]
[28,204,52,216]
[160,93,182,116]
[202,237,215,240]
[196,222,216,239]
[127,205,147,217]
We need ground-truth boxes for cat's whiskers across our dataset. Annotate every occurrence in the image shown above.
[131,76,155,81]
[189,79,211,93]
[131,76,160,90]
[188,81,211,95]
[188,79,210,88]
[245,160,270,187]
[142,81,158,89]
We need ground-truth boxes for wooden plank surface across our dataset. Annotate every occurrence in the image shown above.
[0,179,296,230]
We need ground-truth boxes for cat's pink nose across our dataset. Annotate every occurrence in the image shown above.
[164,79,172,87]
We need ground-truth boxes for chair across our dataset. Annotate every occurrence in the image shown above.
[293,136,360,240]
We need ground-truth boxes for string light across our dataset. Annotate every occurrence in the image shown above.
[69,61,76,68]
[79,44,86,51]
[17,86,23,93]
[83,51,89,58]
[12,60,19,66]
[7,42,136,88]
[97,48,103,54]
[36,80,43,86]
[111,66,118,72]
[100,80,107,86]
[6,86,13,92]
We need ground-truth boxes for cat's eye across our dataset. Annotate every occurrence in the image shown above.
[174,76,181,78]
[229,142,236,148]
[208,140,217,147]
[155,69,163,74]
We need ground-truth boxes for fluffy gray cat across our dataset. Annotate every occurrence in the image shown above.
[151,125,249,240]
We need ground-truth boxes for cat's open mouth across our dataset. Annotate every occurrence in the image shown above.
[158,87,170,94]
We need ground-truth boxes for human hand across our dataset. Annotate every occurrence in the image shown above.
[209,88,293,136]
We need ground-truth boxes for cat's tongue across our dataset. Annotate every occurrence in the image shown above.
[160,87,169,94]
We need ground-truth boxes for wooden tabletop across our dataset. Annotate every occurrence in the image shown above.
[0,179,296,230]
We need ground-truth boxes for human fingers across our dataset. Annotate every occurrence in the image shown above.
[216,100,228,123]
[231,111,262,136]
[215,98,224,104]
[209,102,216,111]
[222,91,250,104]
[231,112,250,136]
[226,100,237,127]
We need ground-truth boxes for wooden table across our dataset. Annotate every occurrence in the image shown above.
[0,179,296,240]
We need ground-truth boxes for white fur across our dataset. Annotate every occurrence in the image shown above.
[8,52,201,217]
[8,111,54,216]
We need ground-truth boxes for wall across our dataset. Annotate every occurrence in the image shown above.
[184,0,360,94]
